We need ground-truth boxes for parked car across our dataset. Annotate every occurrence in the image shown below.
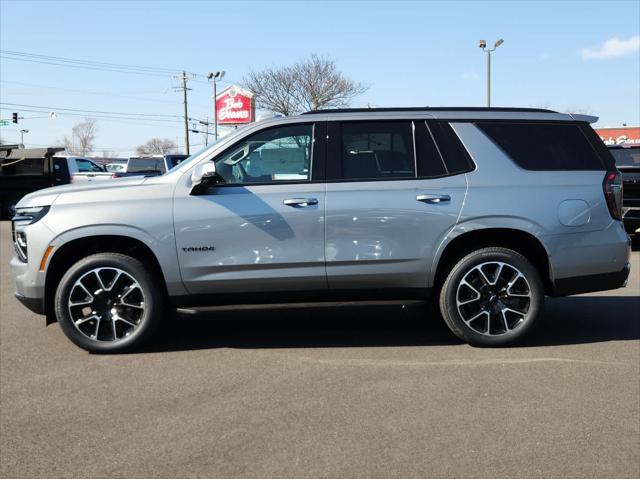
[105,163,126,173]
[11,107,630,353]
[609,144,640,235]
[113,154,189,178]
[0,146,111,219]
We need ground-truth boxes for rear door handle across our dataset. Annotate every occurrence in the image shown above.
[283,198,318,207]
[416,194,451,204]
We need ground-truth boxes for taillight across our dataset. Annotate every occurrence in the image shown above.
[603,171,623,220]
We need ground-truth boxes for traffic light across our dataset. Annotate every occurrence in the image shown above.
[12,112,18,124]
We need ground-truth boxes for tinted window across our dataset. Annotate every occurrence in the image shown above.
[477,122,605,170]
[127,157,166,174]
[214,124,312,184]
[428,121,474,174]
[578,123,616,170]
[76,158,103,172]
[415,121,447,177]
[340,122,415,180]
[610,147,640,168]
[167,155,189,169]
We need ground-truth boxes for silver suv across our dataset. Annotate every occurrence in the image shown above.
[10,108,631,353]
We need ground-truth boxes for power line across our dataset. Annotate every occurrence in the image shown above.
[0,108,183,128]
[0,55,176,78]
[0,102,182,119]
[0,50,190,77]
[0,80,182,105]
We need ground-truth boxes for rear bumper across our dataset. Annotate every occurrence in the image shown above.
[552,262,631,297]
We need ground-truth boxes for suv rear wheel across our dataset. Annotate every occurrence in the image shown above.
[439,247,544,346]
[54,253,164,353]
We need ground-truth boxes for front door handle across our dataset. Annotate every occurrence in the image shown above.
[416,194,451,204]
[283,198,318,207]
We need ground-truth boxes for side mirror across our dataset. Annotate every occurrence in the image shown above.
[190,162,217,195]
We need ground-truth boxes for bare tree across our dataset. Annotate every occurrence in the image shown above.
[61,118,97,156]
[99,150,119,159]
[243,54,368,116]
[135,138,177,155]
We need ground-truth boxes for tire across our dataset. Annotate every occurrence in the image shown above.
[54,253,165,353]
[438,247,544,347]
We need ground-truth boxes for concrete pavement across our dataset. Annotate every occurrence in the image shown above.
[1,221,638,478]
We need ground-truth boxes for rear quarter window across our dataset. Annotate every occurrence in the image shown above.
[476,122,607,171]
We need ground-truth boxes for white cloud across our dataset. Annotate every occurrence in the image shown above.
[581,35,640,60]
[461,72,479,80]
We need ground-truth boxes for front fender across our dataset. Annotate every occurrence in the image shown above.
[45,223,187,297]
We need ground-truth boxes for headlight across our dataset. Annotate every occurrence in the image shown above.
[13,206,50,225]
[12,206,50,263]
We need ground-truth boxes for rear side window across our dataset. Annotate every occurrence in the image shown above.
[340,122,415,180]
[427,120,474,174]
[477,122,606,170]
[577,123,616,170]
[127,157,167,174]
[414,121,447,177]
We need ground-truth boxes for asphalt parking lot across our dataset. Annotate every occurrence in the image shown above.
[1,221,638,479]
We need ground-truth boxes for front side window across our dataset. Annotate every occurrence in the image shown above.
[213,124,313,184]
[340,122,415,180]
[76,158,101,173]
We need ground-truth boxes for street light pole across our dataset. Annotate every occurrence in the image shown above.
[207,71,225,141]
[19,129,29,148]
[479,39,504,107]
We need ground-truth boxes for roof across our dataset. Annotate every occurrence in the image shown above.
[1,147,64,160]
[302,107,557,115]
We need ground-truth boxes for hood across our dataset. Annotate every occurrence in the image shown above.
[16,177,148,209]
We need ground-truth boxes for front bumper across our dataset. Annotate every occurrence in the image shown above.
[14,293,45,315]
[552,261,631,297]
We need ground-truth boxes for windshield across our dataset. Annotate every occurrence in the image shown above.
[610,148,640,168]
[163,136,230,173]
[127,157,166,173]
[166,154,189,170]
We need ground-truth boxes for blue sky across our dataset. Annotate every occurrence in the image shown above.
[1,0,639,157]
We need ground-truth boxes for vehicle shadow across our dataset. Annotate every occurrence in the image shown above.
[144,296,640,353]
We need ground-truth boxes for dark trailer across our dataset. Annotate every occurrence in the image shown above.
[0,146,67,219]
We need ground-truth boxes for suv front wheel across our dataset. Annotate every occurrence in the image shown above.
[439,247,544,346]
[54,253,164,353]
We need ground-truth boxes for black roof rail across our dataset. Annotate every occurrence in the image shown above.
[301,107,558,115]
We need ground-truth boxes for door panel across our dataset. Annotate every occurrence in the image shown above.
[324,119,466,291]
[174,122,327,296]
[325,175,466,289]
[174,184,326,294]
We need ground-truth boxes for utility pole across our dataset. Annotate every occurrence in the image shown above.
[478,39,504,107]
[181,71,190,154]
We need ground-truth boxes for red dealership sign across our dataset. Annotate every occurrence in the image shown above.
[595,127,640,145]
[215,86,255,125]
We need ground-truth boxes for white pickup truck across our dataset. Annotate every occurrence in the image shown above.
[63,155,114,183]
